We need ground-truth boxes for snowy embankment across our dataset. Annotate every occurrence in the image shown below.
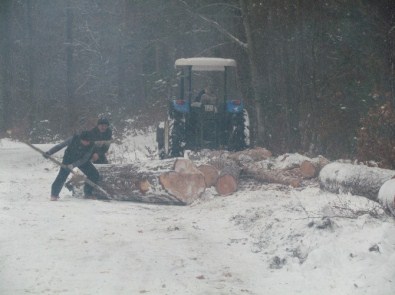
[0,134,395,295]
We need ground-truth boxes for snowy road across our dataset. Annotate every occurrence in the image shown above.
[1,139,395,295]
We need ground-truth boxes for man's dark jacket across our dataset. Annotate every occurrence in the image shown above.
[90,126,112,155]
[47,134,94,167]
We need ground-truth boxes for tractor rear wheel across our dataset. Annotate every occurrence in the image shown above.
[168,113,186,157]
[157,113,186,159]
[156,122,166,159]
[228,109,250,151]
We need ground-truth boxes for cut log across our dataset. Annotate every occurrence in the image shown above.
[242,163,302,187]
[197,164,219,187]
[300,160,319,178]
[319,162,395,201]
[159,171,206,204]
[187,147,272,165]
[378,179,395,216]
[70,159,206,205]
[300,156,330,179]
[173,158,201,174]
[71,163,186,205]
[228,147,272,163]
[215,160,240,195]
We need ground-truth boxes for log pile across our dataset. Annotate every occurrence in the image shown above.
[158,158,206,204]
[319,162,395,216]
[318,162,395,201]
[68,145,395,217]
[67,147,332,205]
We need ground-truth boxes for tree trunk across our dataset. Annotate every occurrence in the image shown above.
[214,159,241,195]
[26,0,36,126]
[71,159,206,205]
[239,0,267,146]
[300,156,330,178]
[93,164,185,205]
[378,178,395,216]
[65,0,76,129]
[0,0,13,132]
[319,162,395,201]
[173,158,201,174]
[227,147,272,162]
[159,170,205,204]
[197,164,219,187]
[243,163,302,187]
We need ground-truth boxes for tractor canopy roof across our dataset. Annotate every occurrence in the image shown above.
[175,57,236,71]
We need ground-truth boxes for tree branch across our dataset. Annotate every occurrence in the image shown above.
[177,0,248,50]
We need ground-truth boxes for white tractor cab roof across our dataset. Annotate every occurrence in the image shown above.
[175,57,236,71]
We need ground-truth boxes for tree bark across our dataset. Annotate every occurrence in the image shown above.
[173,158,201,174]
[93,164,185,205]
[239,0,267,146]
[159,170,205,204]
[300,156,330,178]
[0,0,13,132]
[215,159,241,195]
[65,0,76,129]
[319,162,395,201]
[26,0,36,126]
[71,159,207,205]
[197,164,219,187]
[243,163,302,187]
[378,178,395,216]
[227,147,272,163]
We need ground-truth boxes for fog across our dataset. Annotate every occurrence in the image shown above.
[0,0,394,159]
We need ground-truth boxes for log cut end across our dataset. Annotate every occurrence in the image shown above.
[159,171,206,205]
[198,164,219,187]
[173,158,201,174]
[215,174,238,196]
[139,179,151,194]
[300,160,318,178]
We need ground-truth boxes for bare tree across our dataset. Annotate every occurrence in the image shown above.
[0,0,12,133]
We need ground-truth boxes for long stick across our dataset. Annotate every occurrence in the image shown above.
[24,141,112,199]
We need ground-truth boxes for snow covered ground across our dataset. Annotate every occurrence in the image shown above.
[1,132,395,295]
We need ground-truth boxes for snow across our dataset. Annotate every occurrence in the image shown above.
[175,58,236,71]
[1,132,395,295]
[378,179,395,216]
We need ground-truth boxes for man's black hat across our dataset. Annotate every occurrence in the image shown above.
[80,131,93,141]
[97,118,110,126]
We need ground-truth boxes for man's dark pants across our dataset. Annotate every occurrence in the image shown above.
[51,162,99,197]
[93,154,108,164]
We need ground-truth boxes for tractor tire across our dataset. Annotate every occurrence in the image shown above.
[158,113,186,159]
[228,109,250,151]
[156,122,166,159]
[168,113,186,157]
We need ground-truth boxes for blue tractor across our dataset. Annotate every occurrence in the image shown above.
[157,57,250,159]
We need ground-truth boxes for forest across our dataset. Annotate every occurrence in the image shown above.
[0,0,394,166]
